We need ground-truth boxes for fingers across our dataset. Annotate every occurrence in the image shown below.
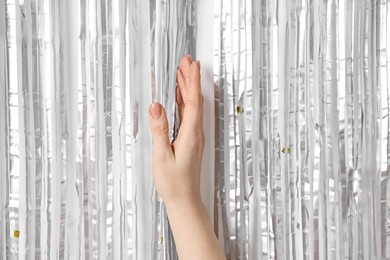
[180,56,192,101]
[177,67,188,101]
[179,56,201,105]
[149,102,173,158]
[188,61,202,104]
[183,60,203,129]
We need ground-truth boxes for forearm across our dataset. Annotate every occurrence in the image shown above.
[165,198,225,260]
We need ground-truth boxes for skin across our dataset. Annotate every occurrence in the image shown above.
[148,55,226,260]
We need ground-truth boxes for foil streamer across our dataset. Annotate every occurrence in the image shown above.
[0,1,9,258]
[214,0,390,259]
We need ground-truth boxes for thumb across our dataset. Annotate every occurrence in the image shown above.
[149,102,173,157]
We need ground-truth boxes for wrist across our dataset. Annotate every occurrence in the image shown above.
[164,195,204,216]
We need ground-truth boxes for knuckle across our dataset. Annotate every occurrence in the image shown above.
[153,150,169,162]
[179,83,186,91]
[153,123,169,137]
[186,130,204,149]
[186,95,203,107]
[185,99,198,107]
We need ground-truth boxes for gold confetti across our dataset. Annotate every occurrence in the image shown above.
[282,147,291,154]
[236,106,244,115]
[13,230,20,238]
[160,236,164,244]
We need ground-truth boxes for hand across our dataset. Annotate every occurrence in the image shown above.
[148,55,204,207]
[148,56,226,260]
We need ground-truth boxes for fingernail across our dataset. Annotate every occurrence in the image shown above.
[186,54,192,59]
[150,102,162,119]
[196,60,201,68]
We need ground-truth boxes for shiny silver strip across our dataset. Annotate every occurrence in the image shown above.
[0,1,10,259]
[79,1,90,258]
[126,0,138,258]
[378,1,390,258]
[19,1,35,259]
[101,0,114,258]
[112,0,128,259]
[83,0,101,258]
[33,2,46,258]
[6,1,21,258]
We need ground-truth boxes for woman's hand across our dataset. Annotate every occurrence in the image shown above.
[148,56,225,260]
[149,55,204,207]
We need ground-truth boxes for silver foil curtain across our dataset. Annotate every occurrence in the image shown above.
[1,0,195,259]
[1,0,390,260]
[214,0,390,259]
